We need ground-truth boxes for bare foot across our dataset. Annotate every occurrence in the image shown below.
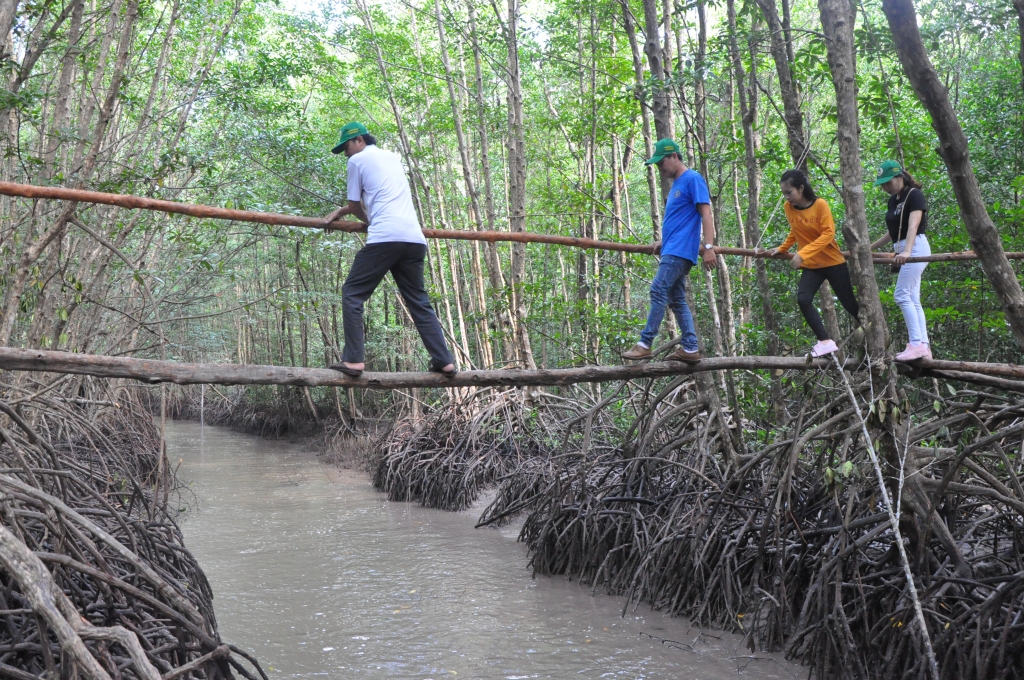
[441,363,454,373]
[344,362,365,371]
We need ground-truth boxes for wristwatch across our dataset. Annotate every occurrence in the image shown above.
[704,243,714,251]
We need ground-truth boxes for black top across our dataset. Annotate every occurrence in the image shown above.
[885,186,927,243]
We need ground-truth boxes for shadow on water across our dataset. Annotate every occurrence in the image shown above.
[168,422,805,679]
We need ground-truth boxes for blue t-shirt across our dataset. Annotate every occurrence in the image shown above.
[661,170,711,263]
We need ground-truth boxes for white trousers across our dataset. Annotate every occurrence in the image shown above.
[893,235,930,345]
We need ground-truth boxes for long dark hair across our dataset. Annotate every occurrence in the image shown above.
[900,170,922,190]
[780,168,818,203]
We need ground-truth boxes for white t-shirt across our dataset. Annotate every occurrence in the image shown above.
[346,145,426,245]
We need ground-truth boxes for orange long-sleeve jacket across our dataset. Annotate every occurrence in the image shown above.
[777,198,846,269]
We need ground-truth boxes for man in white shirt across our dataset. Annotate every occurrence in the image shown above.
[323,122,455,377]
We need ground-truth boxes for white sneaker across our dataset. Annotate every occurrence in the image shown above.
[811,339,839,357]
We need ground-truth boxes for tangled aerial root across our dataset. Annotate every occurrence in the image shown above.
[163,385,315,438]
[372,366,1024,679]
[0,377,266,680]
[373,389,554,511]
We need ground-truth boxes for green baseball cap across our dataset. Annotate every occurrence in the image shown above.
[332,122,369,154]
[873,160,903,186]
[645,138,682,165]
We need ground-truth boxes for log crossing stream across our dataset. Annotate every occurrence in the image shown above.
[168,422,804,679]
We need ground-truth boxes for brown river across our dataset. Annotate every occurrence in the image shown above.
[169,422,805,679]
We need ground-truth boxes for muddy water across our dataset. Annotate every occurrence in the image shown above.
[169,422,803,679]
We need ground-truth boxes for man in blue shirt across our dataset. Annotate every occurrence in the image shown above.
[622,138,718,364]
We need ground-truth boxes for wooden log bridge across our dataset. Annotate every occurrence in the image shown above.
[0,347,1021,390]
[1,180,1020,263]
[0,347,838,389]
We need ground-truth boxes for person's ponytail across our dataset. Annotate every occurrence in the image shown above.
[901,170,922,190]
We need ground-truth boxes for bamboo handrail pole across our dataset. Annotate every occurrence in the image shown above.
[0,181,654,252]
[419,227,653,253]
[3,180,1021,262]
[0,181,367,231]
[715,245,1024,264]
[0,347,836,389]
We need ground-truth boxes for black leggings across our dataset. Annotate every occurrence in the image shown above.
[797,263,860,341]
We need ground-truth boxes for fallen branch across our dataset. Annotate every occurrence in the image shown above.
[900,366,1024,393]
[0,347,836,388]
[910,357,1024,379]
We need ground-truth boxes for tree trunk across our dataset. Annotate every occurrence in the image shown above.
[884,0,1024,350]
[0,1,20,60]
[1016,0,1024,108]
[0,0,137,347]
[754,0,808,169]
[40,0,84,179]
[355,0,428,221]
[502,0,536,369]
[445,243,473,365]
[468,0,511,362]
[694,0,707,171]
[818,0,888,356]
[612,136,630,310]
[727,0,779,357]
[434,0,484,235]
[641,0,673,201]
[728,0,786,418]
[747,0,839,342]
[620,0,661,239]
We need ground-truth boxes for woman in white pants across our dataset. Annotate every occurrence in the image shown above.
[871,160,932,361]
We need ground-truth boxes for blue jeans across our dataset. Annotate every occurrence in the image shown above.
[640,255,699,352]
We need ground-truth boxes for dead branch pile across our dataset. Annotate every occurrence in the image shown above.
[375,368,1024,679]
[0,377,266,680]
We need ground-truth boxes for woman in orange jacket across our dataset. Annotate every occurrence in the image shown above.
[765,169,860,357]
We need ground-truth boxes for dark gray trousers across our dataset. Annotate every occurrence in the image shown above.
[341,242,454,368]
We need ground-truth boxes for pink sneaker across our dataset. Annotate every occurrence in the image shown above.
[811,339,839,357]
[896,343,930,362]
